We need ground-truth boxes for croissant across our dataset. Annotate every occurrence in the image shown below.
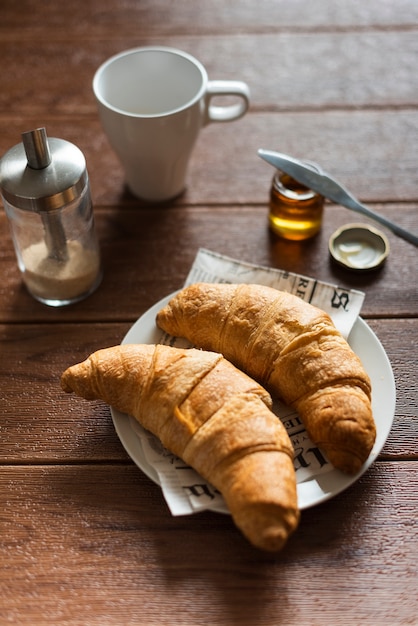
[156,283,376,474]
[61,343,299,552]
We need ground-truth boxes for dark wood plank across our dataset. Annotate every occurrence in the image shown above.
[0,461,417,625]
[0,319,416,463]
[1,111,418,209]
[1,0,418,36]
[1,205,417,323]
[0,323,130,463]
[1,31,418,117]
[367,319,418,459]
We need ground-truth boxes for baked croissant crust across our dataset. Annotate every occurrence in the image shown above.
[156,283,376,474]
[61,343,299,552]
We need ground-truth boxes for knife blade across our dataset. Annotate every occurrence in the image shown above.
[258,149,418,247]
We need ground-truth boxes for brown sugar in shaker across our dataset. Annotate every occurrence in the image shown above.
[269,165,324,241]
[0,128,102,306]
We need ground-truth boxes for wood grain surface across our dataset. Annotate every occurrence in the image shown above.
[0,1,417,624]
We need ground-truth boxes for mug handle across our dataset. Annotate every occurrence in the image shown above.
[204,80,250,125]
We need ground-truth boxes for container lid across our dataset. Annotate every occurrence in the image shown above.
[0,127,87,212]
[329,223,390,270]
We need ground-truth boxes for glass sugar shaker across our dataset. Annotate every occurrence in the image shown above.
[0,128,102,306]
[269,165,325,241]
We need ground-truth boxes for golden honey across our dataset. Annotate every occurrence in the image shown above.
[269,170,324,241]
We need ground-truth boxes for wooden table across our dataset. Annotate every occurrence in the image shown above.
[1,1,417,624]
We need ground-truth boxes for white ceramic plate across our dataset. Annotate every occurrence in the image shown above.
[111,292,396,510]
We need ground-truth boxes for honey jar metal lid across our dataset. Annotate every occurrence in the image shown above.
[329,223,390,271]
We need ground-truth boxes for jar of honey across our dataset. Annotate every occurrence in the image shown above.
[269,166,324,240]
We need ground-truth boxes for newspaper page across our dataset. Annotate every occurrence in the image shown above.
[137,248,365,515]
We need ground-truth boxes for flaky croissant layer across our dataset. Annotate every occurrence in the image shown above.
[156,283,377,474]
[61,343,299,552]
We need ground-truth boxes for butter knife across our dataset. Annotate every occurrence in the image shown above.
[258,149,418,247]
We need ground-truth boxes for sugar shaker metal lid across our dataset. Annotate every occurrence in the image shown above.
[0,127,88,212]
[329,223,390,271]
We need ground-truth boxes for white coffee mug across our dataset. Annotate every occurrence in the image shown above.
[92,46,250,202]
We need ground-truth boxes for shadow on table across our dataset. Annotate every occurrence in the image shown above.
[42,457,380,625]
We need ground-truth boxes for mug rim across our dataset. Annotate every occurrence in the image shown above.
[92,46,208,118]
